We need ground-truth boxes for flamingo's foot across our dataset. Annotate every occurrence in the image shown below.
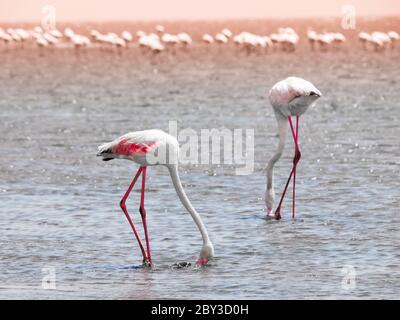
[196,258,209,267]
[266,207,281,220]
[142,258,152,268]
[274,209,282,220]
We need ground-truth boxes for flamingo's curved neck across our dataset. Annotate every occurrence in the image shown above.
[266,113,288,207]
[167,165,211,245]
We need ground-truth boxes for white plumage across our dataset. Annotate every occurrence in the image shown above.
[97,129,178,165]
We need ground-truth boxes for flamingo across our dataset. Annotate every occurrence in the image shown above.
[215,33,228,44]
[97,129,214,266]
[332,32,346,49]
[0,30,13,47]
[202,34,214,44]
[358,32,371,50]
[36,36,49,48]
[266,77,322,220]
[307,29,318,50]
[387,31,399,49]
[43,32,59,46]
[64,28,75,39]
[33,26,43,34]
[156,25,165,34]
[177,32,192,47]
[371,32,391,51]
[121,31,133,43]
[316,33,333,51]
[49,29,63,39]
[222,28,233,39]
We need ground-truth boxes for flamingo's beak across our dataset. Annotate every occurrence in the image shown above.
[266,208,274,217]
[310,90,322,98]
[196,258,209,266]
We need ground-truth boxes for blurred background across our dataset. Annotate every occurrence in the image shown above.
[1,0,400,21]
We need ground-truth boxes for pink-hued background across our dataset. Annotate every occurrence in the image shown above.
[1,0,400,22]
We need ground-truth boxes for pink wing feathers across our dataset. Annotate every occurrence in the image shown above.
[112,138,156,156]
[97,131,159,160]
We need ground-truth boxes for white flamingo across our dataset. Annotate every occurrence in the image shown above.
[121,31,133,43]
[215,33,228,44]
[276,27,299,52]
[266,77,322,220]
[43,32,59,46]
[358,31,371,49]
[222,28,232,39]
[33,26,43,34]
[156,25,165,34]
[332,32,346,48]
[97,130,214,266]
[161,33,177,43]
[177,32,192,46]
[71,34,90,49]
[307,29,318,50]
[317,33,333,51]
[49,29,63,39]
[64,28,75,39]
[371,32,391,51]
[0,30,13,46]
[387,31,399,49]
[36,37,48,48]
[202,34,214,44]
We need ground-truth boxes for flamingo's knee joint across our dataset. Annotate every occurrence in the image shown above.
[120,200,126,210]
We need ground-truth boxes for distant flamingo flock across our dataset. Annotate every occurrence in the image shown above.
[1,24,399,54]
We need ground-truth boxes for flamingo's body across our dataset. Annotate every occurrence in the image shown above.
[202,34,214,44]
[97,129,214,266]
[266,77,322,220]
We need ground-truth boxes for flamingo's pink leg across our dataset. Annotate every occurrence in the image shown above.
[273,169,293,220]
[273,116,301,220]
[139,166,152,266]
[292,116,300,220]
[119,167,148,262]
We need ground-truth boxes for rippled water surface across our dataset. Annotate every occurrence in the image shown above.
[1,22,399,299]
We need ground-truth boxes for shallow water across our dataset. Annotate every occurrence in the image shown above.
[1,23,400,299]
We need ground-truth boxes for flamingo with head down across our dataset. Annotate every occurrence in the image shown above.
[266,77,322,220]
[97,129,214,267]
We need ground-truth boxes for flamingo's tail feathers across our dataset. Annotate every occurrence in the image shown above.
[97,142,115,161]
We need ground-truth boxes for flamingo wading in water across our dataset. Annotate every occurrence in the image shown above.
[266,77,322,220]
[97,129,214,266]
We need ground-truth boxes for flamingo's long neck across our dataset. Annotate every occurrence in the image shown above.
[168,165,211,245]
[266,113,288,211]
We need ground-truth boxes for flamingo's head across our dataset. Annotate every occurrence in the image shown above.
[196,242,214,266]
[269,77,322,113]
[295,88,322,106]
[291,77,322,108]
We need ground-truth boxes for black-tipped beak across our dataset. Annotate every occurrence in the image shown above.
[310,91,322,97]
